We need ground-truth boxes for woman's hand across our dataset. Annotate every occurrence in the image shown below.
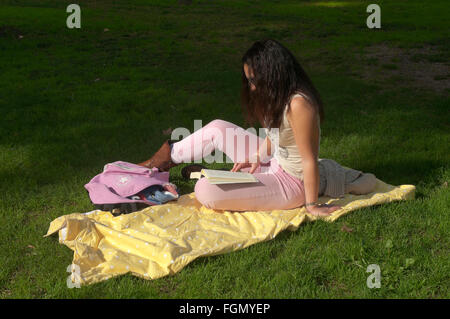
[231,154,260,174]
[306,203,342,217]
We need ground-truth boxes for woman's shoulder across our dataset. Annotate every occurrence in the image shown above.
[287,92,314,114]
[285,92,319,128]
[288,89,314,105]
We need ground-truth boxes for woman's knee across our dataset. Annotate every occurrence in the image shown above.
[345,173,377,195]
[194,178,221,209]
[205,119,234,131]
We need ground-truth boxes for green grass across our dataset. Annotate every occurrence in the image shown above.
[0,0,449,298]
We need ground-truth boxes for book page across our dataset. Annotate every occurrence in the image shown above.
[189,169,258,183]
[202,169,258,181]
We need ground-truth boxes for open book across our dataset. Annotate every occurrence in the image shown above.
[190,169,259,184]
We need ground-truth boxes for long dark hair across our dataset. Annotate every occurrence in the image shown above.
[241,39,324,129]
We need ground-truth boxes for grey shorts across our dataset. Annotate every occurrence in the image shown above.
[317,159,363,197]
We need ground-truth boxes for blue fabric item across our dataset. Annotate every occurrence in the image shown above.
[127,184,177,204]
[144,197,163,205]
[153,190,178,203]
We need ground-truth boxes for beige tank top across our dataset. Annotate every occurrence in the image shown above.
[265,92,321,181]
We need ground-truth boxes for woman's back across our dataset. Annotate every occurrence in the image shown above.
[266,91,321,181]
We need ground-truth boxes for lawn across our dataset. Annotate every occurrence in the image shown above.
[0,0,448,298]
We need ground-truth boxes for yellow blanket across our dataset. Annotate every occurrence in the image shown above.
[45,178,415,286]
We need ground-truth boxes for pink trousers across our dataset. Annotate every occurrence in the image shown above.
[170,119,306,211]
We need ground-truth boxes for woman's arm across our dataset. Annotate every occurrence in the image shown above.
[257,135,273,164]
[249,136,272,163]
[231,135,273,173]
[286,97,319,205]
[287,96,341,216]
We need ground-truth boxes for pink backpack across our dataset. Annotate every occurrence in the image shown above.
[84,161,176,214]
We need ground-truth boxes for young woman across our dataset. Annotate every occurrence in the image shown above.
[138,39,377,216]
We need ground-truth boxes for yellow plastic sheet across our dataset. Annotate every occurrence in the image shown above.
[45,178,415,286]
